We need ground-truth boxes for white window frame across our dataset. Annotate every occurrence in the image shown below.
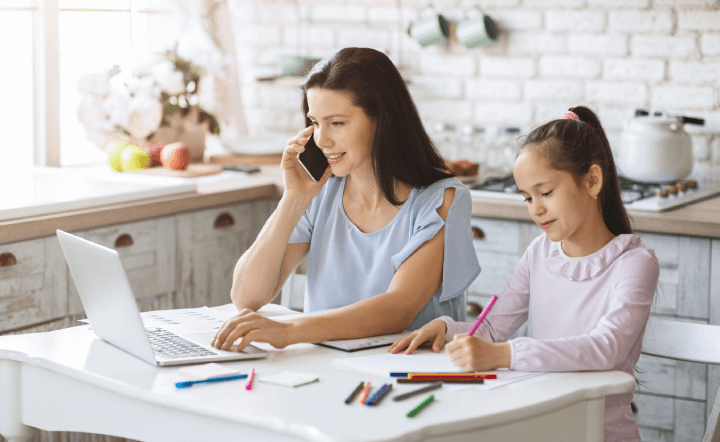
[3,0,174,168]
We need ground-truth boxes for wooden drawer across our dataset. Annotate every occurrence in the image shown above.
[636,233,711,320]
[470,218,541,255]
[635,393,706,442]
[176,202,256,309]
[67,217,176,315]
[0,237,67,332]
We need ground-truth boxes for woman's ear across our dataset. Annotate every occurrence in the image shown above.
[585,164,603,199]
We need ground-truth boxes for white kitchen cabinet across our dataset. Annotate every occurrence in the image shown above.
[0,237,67,333]
[175,199,277,310]
[66,217,177,316]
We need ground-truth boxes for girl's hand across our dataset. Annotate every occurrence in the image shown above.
[445,334,510,371]
[211,309,295,352]
[281,126,332,201]
[387,319,447,354]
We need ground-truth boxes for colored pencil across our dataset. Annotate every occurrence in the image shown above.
[467,295,498,336]
[392,382,442,402]
[406,395,435,418]
[366,383,393,406]
[359,381,372,404]
[397,378,484,384]
[245,368,255,391]
[408,373,497,380]
[344,382,364,404]
[175,373,248,389]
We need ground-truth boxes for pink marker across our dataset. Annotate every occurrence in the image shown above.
[467,296,498,336]
[245,368,255,391]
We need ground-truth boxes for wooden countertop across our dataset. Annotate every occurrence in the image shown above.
[2,166,719,244]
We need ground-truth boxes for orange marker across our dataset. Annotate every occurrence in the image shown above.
[359,381,372,405]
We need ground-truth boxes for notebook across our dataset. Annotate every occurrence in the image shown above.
[56,229,268,366]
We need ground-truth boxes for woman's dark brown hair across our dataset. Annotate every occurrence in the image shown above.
[300,47,452,205]
[520,106,632,236]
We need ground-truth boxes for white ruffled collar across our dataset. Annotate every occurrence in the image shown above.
[545,234,638,281]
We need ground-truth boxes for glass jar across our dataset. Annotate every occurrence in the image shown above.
[458,124,485,165]
[431,122,457,160]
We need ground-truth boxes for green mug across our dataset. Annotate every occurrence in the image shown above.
[456,6,499,49]
[409,8,450,47]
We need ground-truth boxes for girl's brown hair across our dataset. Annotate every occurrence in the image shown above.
[520,106,632,236]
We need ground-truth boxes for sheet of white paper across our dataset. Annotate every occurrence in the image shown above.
[259,371,319,387]
[140,307,228,334]
[333,352,466,377]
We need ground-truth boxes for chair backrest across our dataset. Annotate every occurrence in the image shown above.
[641,316,720,442]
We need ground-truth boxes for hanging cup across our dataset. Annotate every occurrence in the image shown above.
[455,6,499,49]
[409,6,450,47]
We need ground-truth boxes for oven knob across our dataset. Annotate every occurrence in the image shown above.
[656,189,669,198]
[687,180,698,190]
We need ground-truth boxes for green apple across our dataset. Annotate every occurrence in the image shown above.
[120,145,151,171]
[108,141,131,171]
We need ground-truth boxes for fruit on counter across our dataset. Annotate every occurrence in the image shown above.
[108,141,133,172]
[119,145,152,171]
[160,142,190,170]
[445,159,479,177]
[142,143,166,167]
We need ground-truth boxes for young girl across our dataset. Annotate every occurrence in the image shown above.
[212,48,479,352]
[389,106,660,442]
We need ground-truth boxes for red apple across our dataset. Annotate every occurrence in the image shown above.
[160,142,189,170]
[142,143,165,167]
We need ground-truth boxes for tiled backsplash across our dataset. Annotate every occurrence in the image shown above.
[231,0,720,166]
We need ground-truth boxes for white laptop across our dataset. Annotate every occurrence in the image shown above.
[56,229,267,366]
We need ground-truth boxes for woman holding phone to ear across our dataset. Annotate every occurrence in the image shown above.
[212,47,480,352]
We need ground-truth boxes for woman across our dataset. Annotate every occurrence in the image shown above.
[212,47,480,352]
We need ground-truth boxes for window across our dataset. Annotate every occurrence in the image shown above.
[1,0,180,176]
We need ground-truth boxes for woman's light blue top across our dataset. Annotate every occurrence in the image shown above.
[287,175,481,330]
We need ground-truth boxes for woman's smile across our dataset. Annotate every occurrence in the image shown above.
[327,152,346,164]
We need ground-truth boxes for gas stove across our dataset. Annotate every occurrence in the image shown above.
[469,174,720,212]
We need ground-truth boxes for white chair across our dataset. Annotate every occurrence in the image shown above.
[641,316,720,442]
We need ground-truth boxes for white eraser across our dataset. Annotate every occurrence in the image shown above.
[178,363,242,380]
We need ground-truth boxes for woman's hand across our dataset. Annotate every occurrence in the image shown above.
[387,319,447,354]
[445,334,511,371]
[211,309,296,352]
[281,126,332,201]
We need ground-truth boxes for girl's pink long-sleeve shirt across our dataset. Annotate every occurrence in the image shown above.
[440,233,660,442]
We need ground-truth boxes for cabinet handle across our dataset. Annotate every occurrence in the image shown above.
[214,212,235,229]
[0,252,17,267]
[471,227,485,239]
[114,234,134,248]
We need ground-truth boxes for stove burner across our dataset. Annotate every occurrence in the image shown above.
[472,175,683,204]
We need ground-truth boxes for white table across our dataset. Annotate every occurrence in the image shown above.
[0,307,635,442]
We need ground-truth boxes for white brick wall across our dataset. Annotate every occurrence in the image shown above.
[236,0,720,165]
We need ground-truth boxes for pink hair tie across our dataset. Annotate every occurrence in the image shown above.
[562,111,580,121]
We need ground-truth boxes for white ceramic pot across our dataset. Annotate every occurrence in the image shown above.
[618,111,694,183]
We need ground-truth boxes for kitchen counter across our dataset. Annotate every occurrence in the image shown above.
[1,165,719,244]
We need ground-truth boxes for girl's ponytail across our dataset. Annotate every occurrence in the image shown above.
[521,106,632,236]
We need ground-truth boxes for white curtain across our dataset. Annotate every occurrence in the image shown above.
[171,0,247,139]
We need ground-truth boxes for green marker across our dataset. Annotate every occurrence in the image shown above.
[406,394,435,418]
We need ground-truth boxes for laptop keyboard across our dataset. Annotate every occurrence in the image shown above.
[146,327,218,359]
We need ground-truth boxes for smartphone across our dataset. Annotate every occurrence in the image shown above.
[297,134,329,182]
[222,164,260,174]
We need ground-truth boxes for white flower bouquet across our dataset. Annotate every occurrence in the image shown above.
[77,49,228,163]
